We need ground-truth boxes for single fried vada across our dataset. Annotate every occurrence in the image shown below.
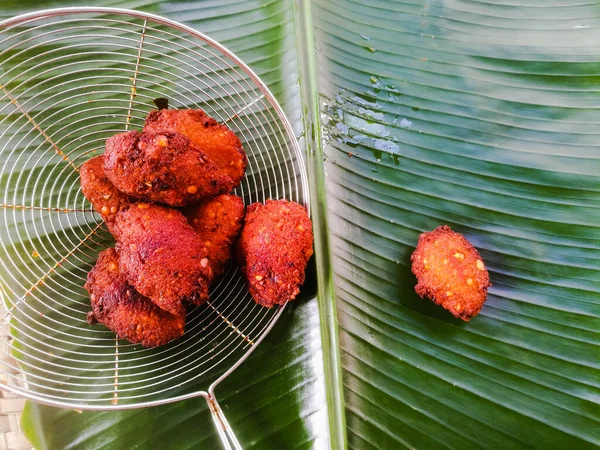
[237,199,313,307]
[144,109,247,187]
[104,130,233,207]
[80,155,130,236]
[85,248,185,347]
[115,203,213,314]
[410,225,491,321]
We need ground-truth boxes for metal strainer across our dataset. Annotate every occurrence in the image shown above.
[0,7,308,449]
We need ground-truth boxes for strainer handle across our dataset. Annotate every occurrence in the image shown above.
[206,395,243,450]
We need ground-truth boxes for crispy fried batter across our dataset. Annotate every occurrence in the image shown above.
[85,248,185,347]
[184,194,245,278]
[144,109,247,187]
[104,130,234,207]
[115,203,214,314]
[237,199,313,307]
[410,225,491,321]
[80,155,130,235]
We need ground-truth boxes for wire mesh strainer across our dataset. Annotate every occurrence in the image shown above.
[0,7,309,449]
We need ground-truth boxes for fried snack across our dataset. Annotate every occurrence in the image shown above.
[144,109,247,187]
[80,155,130,235]
[410,225,491,321]
[237,199,313,307]
[104,130,234,207]
[85,248,185,347]
[115,203,213,314]
[184,194,245,278]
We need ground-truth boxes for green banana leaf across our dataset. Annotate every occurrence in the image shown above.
[309,0,599,448]
[2,0,599,449]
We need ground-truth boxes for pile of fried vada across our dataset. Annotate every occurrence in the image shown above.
[81,108,313,347]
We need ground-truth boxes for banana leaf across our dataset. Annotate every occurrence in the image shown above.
[2,0,599,449]
[309,0,599,448]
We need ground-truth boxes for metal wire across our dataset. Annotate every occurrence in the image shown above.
[0,8,308,410]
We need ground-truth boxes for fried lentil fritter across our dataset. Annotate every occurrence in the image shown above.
[80,155,130,235]
[115,203,213,314]
[237,199,313,307]
[410,225,491,321]
[85,248,185,347]
[144,109,247,187]
[184,194,245,278]
[104,130,234,207]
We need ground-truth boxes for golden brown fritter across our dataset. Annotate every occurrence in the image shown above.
[410,225,491,321]
[184,194,245,278]
[144,109,247,187]
[115,203,214,314]
[79,155,130,235]
[85,248,185,347]
[237,199,313,307]
[104,130,234,207]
